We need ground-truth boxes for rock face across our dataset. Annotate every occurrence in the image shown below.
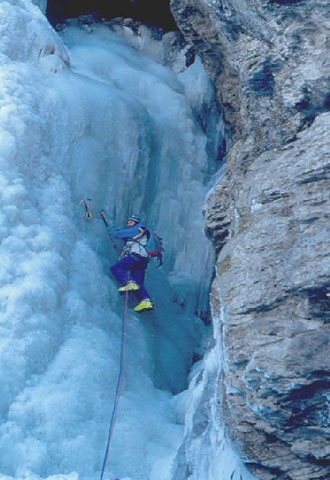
[170,1,330,479]
[205,114,330,480]
[171,0,330,151]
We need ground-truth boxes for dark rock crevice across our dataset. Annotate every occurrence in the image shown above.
[46,0,178,31]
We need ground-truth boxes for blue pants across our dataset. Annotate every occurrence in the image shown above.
[110,254,150,301]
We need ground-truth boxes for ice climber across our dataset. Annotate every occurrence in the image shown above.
[109,214,153,312]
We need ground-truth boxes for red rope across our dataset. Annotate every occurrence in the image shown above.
[100,285,129,480]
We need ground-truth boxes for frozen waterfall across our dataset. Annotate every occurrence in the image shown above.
[0,2,256,480]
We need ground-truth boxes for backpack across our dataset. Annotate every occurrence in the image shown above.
[145,230,163,266]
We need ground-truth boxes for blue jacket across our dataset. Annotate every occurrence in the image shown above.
[109,222,149,258]
[111,222,147,240]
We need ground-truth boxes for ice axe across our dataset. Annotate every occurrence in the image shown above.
[79,198,93,220]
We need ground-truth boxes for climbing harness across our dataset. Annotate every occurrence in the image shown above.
[100,282,129,480]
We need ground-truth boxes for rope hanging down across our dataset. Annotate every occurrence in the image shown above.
[100,286,129,480]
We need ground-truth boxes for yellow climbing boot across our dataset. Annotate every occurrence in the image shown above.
[134,298,153,312]
[118,281,139,292]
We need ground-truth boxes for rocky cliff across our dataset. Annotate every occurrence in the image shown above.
[170,1,330,479]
